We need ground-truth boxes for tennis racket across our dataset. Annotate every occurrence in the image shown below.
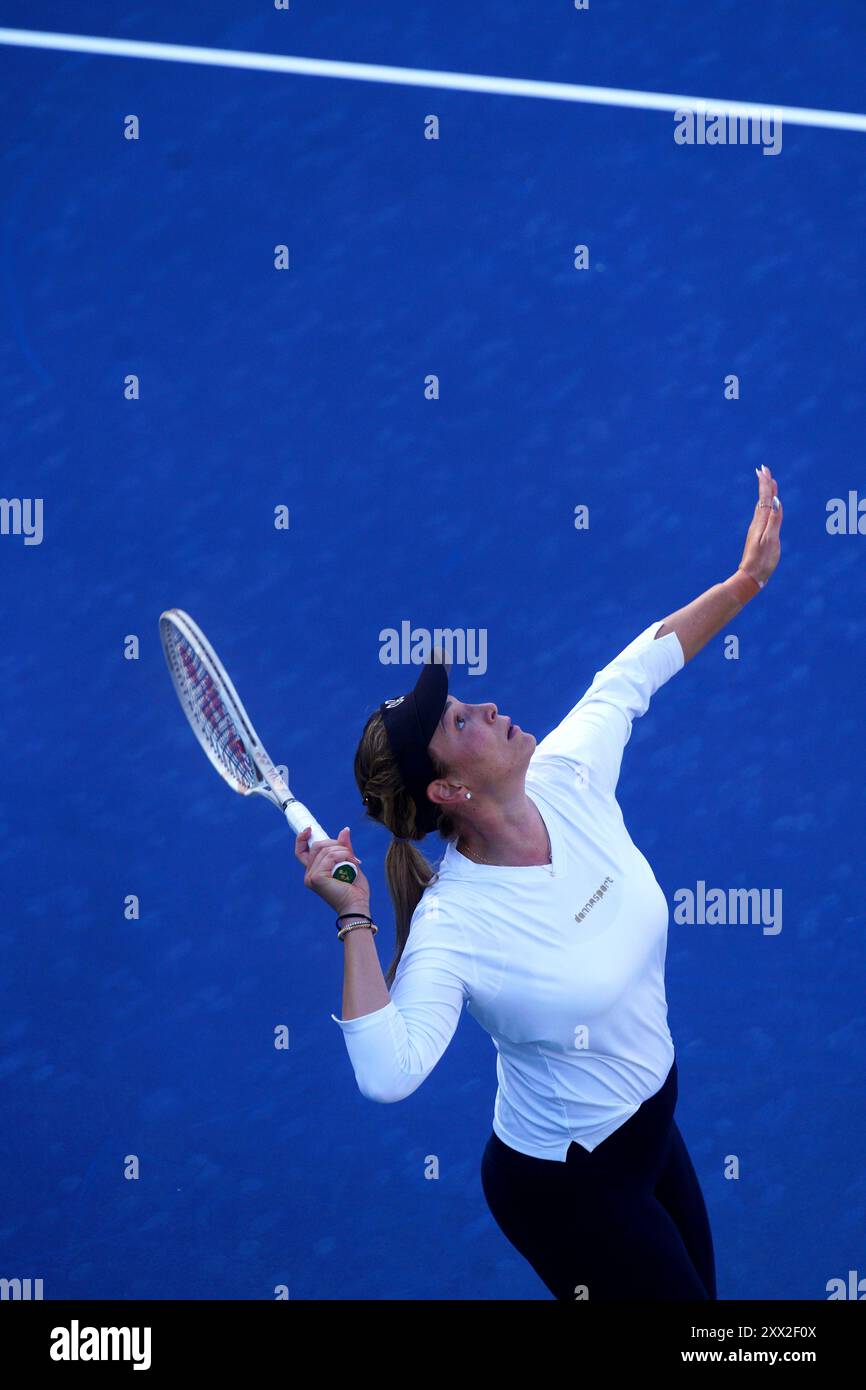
[159,608,357,883]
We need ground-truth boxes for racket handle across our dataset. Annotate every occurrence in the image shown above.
[282,798,358,884]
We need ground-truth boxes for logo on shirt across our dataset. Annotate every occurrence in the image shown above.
[383,696,406,709]
[575,875,614,924]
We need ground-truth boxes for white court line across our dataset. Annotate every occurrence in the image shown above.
[1,26,865,134]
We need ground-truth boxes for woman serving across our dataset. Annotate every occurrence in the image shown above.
[296,466,782,1301]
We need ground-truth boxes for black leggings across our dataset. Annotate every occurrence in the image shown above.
[480,1058,717,1300]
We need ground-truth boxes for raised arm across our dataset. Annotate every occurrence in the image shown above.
[531,468,782,798]
[656,465,783,662]
[532,619,685,798]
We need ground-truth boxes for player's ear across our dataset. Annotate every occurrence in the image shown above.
[426,777,461,809]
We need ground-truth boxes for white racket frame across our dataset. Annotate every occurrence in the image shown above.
[159,608,357,884]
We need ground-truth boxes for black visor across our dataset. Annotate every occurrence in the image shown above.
[379,648,451,835]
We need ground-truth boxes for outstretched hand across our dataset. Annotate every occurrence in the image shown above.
[738,464,782,589]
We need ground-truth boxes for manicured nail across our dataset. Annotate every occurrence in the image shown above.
[755,467,762,478]
[772,496,780,510]
[761,464,769,475]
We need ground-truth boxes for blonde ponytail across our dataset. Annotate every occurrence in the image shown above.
[354,709,455,987]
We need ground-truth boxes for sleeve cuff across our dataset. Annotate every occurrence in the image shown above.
[330,999,397,1032]
[650,619,686,671]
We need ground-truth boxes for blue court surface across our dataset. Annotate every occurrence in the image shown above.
[0,1,863,1300]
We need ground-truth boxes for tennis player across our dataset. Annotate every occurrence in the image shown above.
[296,466,782,1300]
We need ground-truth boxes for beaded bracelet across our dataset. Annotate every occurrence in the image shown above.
[337,922,377,940]
[336,912,378,941]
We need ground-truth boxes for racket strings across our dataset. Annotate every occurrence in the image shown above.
[170,631,258,789]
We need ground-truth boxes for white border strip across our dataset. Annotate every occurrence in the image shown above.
[2,27,865,134]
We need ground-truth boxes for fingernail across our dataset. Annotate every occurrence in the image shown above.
[772,496,780,510]
[755,467,762,478]
[761,464,769,475]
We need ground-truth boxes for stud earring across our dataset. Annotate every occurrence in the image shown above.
[464,791,472,800]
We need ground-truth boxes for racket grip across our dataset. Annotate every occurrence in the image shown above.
[282,800,358,884]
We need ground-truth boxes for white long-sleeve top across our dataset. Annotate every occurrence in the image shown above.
[331,618,686,1160]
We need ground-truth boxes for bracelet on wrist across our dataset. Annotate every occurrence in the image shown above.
[335,911,378,941]
[337,920,378,940]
